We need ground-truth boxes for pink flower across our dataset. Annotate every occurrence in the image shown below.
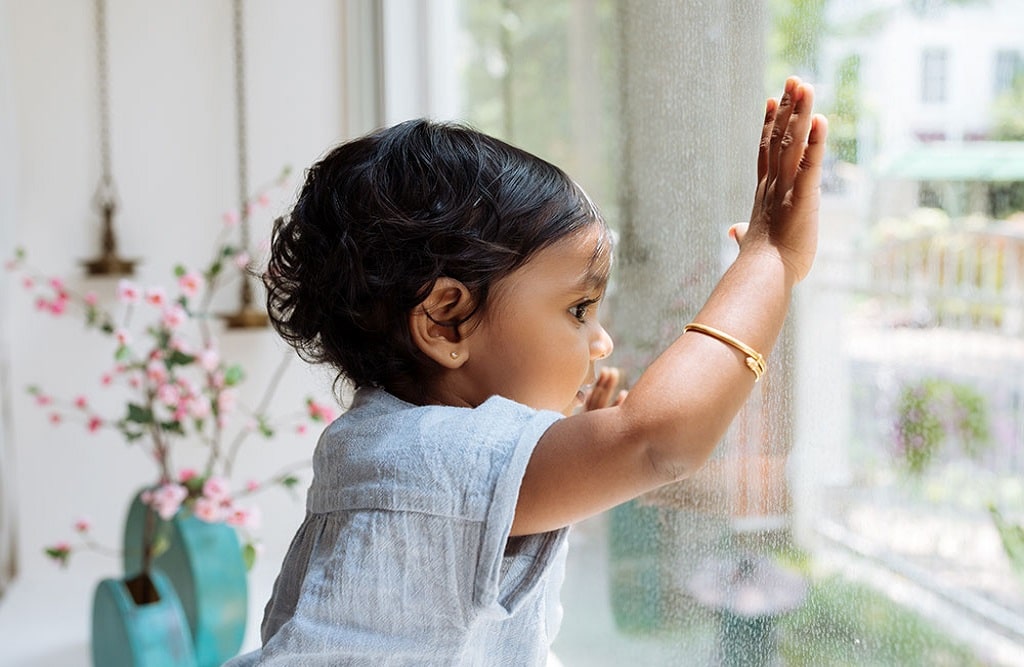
[74,395,88,409]
[176,377,197,397]
[157,383,181,407]
[146,360,168,385]
[22,276,35,289]
[87,416,103,433]
[307,399,336,423]
[198,348,220,372]
[84,291,98,306]
[45,541,72,566]
[161,304,186,329]
[202,475,231,502]
[245,480,260,492]
[217,390,237,415]
[147,483,188,520]
[168,335,192,353]
[189,395,212,419]
[34,297,47,311]
[35,394,52,406]
[193,496,223,523]
[114,328,131,346]
[233,252,250,270]
[100,373,114,386]
[144,287,166,307]
[49,413,61,424]
[222,209,240,227]
[48,277,65,291]
[178,271,202,297]
[116,279,140,304]
[178,468,198,483]
[296,423,308,435]
[73,516,91,533]
[257,193,272,208]
[48,298,68,315]
[226,504,261,529]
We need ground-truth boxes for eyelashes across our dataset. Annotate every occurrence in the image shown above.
[571,299,599,323]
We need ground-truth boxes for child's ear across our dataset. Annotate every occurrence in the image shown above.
[408,277,475,369]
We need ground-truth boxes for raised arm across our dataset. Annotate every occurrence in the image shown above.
[512,77,828,536]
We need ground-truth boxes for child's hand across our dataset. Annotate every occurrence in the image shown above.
[582,367,627,412]
[731,76,828,285]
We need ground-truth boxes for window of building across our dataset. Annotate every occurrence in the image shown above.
[921,48,948,103]
[995,49,1022,95]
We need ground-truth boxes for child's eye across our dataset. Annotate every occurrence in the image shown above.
[571,300,596,323]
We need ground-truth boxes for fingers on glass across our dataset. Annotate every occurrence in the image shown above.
[778,82,816,193]
[793,114,829,200]
[757,97,777,183]
[768,77,800,186]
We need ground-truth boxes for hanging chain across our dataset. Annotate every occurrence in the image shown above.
[94,0,115,204]
[232,0,250,252]
[227,0,265,323]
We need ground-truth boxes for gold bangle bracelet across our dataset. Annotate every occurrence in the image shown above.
[683,322,766,382]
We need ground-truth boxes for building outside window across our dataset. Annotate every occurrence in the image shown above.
[995,49,1022,95]
[921,47,948,104]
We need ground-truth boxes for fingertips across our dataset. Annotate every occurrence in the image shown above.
[809,113,829,143]
[793,82,815,119]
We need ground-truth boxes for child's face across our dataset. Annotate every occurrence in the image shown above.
[461,223,614,416]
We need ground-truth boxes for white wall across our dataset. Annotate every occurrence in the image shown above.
[0,0,348,592]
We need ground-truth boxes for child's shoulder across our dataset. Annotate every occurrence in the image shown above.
[306,388,563,515]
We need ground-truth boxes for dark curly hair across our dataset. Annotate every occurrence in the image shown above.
[265,119,608,401]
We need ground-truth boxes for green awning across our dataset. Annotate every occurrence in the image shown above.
[876,142,1024,182]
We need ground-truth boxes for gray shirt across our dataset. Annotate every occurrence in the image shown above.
[225,388,568,666]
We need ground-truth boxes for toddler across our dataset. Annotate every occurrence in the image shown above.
[227,76,827,665]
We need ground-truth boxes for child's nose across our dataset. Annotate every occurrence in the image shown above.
[590,323,614,360]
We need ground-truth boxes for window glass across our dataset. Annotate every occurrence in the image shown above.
[456,1,1024,664]
[921,48,948,104]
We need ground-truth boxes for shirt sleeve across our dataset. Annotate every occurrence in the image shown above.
[470,398,566,616]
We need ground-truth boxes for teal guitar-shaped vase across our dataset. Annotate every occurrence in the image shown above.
[123,493,248,666]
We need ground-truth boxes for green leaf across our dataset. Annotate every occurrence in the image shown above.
[167,350,196,368]
[173,264,186,278]
[223,364,245,386]
[280,475,300,489]
[242,543,257,571]
[206,261,222,280]
[126,403,154,425]
[123,430,146,442]
[114,345,132,362]
[44,546,70,566]
[159,420,185,436]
